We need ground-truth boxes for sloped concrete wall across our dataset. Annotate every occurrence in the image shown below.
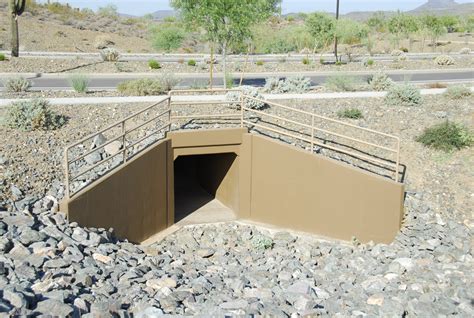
[245,135,404,243]
[66,139,172,243]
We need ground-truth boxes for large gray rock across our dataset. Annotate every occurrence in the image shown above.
[35,299,74,316]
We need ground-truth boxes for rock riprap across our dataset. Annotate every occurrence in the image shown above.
[0,191,472,316]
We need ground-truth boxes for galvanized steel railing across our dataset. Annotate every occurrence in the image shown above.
[64,89,401,198]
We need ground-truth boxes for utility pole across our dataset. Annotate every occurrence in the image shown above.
[334,0,340,62]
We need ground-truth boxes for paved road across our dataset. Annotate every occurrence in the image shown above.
[1,51,472,63]
[0,69,472,91]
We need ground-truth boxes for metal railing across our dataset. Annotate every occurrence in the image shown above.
[64,97,171,198]
[64,89,401,198]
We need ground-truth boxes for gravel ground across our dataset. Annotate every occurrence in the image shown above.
[0,56,472,74]
[0,94,473,316]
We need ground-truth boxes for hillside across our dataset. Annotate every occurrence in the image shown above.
[411,0,474,15]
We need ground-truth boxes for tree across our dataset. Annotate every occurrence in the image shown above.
[439,15,459,33]
[335,19,368,61]
[421,15,447,52]
[171,0,281,88]
[388,12,419,50]
[9,0,26,57]
[305,12,335,54]
[150,24,186,52]
[367,12,387,33]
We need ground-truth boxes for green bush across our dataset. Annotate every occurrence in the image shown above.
[319,58,325,65]
[117,78,164,96]
[148,59,161,69]
[416,121,473,152]
[158,72,180,91]
[0,53,5,61]
[302,57,310,65]
[251,235,273,250]
[187,59,196,66]
[366,59,374,66]
[3,99,66,131]
[444,85,472,99]
[325,74,359,92]
[385,83,422,106]
[3,77,30,92]
[337,108,363,119]
[256,60,264,66]
[225,73,234,89]
[68,74,89,93]
[150,24,186,53]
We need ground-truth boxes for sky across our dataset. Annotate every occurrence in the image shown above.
[37,0,474,16]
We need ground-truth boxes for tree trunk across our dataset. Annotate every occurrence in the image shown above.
[10,2,19,57]
[334,0,340,62]
[222,41,228,89]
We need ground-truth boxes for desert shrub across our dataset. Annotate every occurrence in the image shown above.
[256,60,264,66]
[187,59,196,66]
[385,83,422,106]
[459,47,471,54]
[325,74,359,92]
[98,4,118,18]
[68,74,89,93]
[251,235,273,250]
[117,79,164,96]
[365,58,374,66]
[197,61,208,70]
[158,72,180,92]
[148,59,161,69]
[302,57,310,65]
[428,82,447,89]
[444,85,472,99]
[434,55,455,66]
[100,48,120,62]
[150,24,186,52]
[369,72,394,91]
[4,77,30,92]
[263,76,311,94]
[391,49,404,56]
[399,47,409,53]
[0,53,5,61]
[335,61,343,66]
[226,86,266,110]
[3,99,66,131]
[337,108,363,119]
[416,121,473,152]
[319,58,325,65]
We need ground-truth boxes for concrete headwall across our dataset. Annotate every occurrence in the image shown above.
[63,128,404,244]
[244,135,404,243]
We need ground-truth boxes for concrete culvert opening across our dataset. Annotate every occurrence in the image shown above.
[173,153,239,224]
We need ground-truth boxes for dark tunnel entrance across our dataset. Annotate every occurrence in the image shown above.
[173,153,238,223]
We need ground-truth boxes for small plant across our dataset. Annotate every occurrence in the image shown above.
[391,49,404,56]
[256,60,264,66]
[385,83,422,107]
[325,74,359,92]
[365,59,374,66]
[225,73,234,89]
[335,61,343,66]
[428,82,447,89]
[319,58,325,65]
[177,58,185,64]
[100,48,120,62]
[197,60,208,70]
[444,85,472,99]
[337,108,363,119]
[226,86,266,110]
[3,99,66,131]
[3,77,30,92]
[399,47,409,53]
[68,74,89,93]
[251,235,273,250]
[263,76,311,94]
[459,47,471,54]
[434,55,455,66]
[369,72,394,91]
[148,59,161,69]
[117,78,164,96]
[0,53,5,61]
[416,121,473,152]
[302,57,310,65]
[187,59,196,67]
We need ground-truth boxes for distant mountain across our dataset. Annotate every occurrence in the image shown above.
[150,10,176,20]
[412,0,458,12]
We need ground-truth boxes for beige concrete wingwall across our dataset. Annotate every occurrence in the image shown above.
[62,128,404,244]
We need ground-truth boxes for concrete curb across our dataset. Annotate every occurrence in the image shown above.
[1,87,472,107]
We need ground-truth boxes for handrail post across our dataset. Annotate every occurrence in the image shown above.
[167,96,172,131]
[64,148,70,199]
[121,121,127,163]
[240,93,244,128]
[310,114,315,153]
[395,138,400,182]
